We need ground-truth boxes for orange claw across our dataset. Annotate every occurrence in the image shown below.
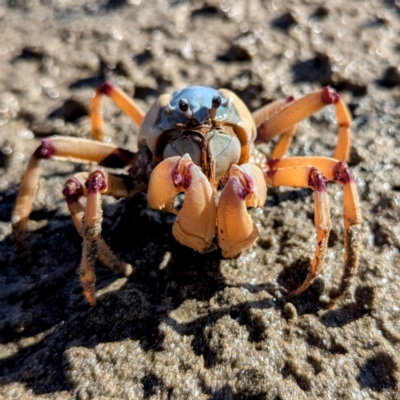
[147,154,217,253]
[217,164,267,258]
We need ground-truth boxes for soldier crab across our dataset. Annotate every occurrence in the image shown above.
[12,83,362,305]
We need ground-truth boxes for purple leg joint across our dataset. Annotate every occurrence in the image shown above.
[333,162,354,184]
[308,168,327,192]
[63,177,84,204]
[86,170,107,194]
[321,86,340,105]
[286,95,295,104]
[97,81,113,96]
[256,124,267,141]
[33,138,55,160]
[265,158,279,179]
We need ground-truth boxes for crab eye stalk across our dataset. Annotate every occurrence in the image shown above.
[209,95,222,119]
[179,98,189,111]
[212,95,222,109]
[179,98,193,119]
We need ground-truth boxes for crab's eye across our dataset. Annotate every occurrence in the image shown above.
[179,98,189,112]
[179,98,193,119]
[209,95,222,119]
[212,95,222,109]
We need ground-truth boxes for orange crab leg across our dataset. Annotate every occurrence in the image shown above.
[252,96,298,159]
[252,97,291,127]
[266,157,362,299]
[63,169,136,305]
[91,81,145,140]
[254,87,352,161]
[12,137,136,242]
[268,125,297,160]
[62,173,88,234]
[217,164,267,258]
[147,154,217,253]
[266,157,361,227]
[268,165,331,295]
[80,170,107,305]
[11,151,43,245]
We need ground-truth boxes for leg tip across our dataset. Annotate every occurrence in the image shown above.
[84,291,97,306]
[123,263,134,277]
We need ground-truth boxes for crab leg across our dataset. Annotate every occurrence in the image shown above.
[12,136,136,243]
[253,87,352,161]
[217,164,267,258]
[252,97,297,159]
[266,157,362,299]
[62,173,88,234]
[91,81,145,140]
[147,154,217,253]
[63,172,134,274]
[80,170,106,305]
[63,169,135,305]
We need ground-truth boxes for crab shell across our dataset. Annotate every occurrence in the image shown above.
[142,86,267,256]
[139,86,257,168]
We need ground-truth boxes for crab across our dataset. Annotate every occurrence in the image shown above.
[12,83,362,306]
